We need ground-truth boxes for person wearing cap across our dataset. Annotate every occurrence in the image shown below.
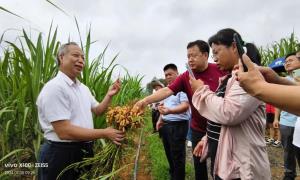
[134,40,225,180]
[36,42,125,179]
[150,80,164,133]
[272,52,300,179]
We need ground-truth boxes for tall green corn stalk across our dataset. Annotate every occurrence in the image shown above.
[0,25,60,177]
[260,32,300,66]
[77,27,145,129]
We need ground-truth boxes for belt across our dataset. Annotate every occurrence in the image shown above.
[46,140,93,147]
[162,120,188,125]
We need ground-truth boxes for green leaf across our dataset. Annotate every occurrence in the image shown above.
[0,149,24,162]
[0,6,25,19]
[45,0,70,16]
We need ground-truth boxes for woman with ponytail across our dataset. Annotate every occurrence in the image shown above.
[190,28,271,180]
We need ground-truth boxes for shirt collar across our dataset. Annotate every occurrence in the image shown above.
[57,71,81,86]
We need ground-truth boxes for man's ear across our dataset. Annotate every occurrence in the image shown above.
[58,55,63,65]
[203,52,209,59]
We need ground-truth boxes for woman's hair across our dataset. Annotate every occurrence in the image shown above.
[208,28,261,66]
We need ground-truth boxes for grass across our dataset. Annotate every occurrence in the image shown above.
[144,113,195,179]
[143,113,300,180]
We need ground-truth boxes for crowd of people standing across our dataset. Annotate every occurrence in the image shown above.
[36,28,300,180]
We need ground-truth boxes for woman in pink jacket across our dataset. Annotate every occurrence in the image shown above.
[190,28,271,180]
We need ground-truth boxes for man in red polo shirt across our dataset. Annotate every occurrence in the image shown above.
[134,40,225,180]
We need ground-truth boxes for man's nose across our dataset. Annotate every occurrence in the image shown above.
[213,57,218,63]
[78,57,85,64]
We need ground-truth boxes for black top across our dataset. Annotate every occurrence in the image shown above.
[207,74,232,142]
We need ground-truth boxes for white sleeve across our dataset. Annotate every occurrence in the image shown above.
[85,86,99,108]
[90,91,99,109]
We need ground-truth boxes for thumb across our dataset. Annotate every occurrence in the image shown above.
[114,78,121,86]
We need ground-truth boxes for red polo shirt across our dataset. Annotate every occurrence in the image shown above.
[168,63,225,132]
[266,104,275,114]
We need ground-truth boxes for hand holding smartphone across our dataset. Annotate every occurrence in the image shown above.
[186,63,196,79]
[233,33,247,72]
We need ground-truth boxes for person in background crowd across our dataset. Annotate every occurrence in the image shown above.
[293,51,300,172]
[156,63,190,180]
[134,40,225,180]
[150,80,164,133]
[265,103,281,147]
[271,53,300,179]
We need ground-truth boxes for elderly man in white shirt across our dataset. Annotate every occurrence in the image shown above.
[36,42,124,180]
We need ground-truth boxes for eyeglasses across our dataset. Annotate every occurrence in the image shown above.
[284,59,298,65]
[211,46,228,60]
[188,53,202,59]
[211,54,218,60]
[211,49,222,60]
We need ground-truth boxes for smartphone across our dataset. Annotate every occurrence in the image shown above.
[185,63,196,79]
[293,69,300,77]
[233,33,247,72]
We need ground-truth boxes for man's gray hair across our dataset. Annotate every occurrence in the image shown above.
[56,42,79,66]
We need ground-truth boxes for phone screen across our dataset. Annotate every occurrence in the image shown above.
[185,63,196,79]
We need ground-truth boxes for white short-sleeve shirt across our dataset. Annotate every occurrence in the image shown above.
[36,71,99,142]
[293,117,300,148]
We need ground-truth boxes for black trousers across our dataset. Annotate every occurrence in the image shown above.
[208,138,218,178]
[280,125,297,179]
[295,145,300,167]
[152,109,160,132]
[191,129,208,180]
[38,140,94,180]
[159,120,188,180]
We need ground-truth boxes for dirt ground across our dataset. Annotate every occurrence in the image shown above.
[119,130,300,180]
[267,145,300,180]
[185,144,300,180]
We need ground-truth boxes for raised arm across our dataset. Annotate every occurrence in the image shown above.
[237,54,300,116]
[191,78,260,126]
[92,79,121,116]
[133,87,174,113]
[252,82,300,116]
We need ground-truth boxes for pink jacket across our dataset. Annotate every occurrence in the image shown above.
[192,72,271,180]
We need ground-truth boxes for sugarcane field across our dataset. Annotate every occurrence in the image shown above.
[1,1,300,180]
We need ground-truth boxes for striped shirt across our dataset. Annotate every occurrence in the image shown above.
[207,74,232,142]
